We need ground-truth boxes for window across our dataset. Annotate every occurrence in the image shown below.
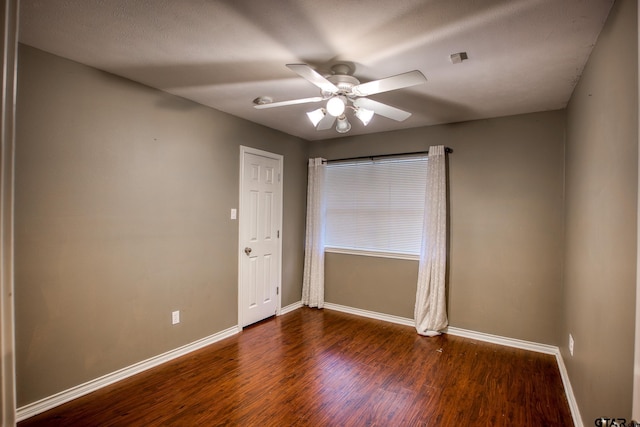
[324,156,427,259]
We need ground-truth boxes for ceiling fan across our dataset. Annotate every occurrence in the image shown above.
[253,64,427,134]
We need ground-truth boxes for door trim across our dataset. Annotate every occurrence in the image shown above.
[238,146,283,329]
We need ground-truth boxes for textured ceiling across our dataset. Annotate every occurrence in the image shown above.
[19,0,614,141]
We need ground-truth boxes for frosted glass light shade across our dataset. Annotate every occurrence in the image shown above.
[326,97,346,117]
[306,108,325,127]
[355,108,374,126]
[335,116,351,133]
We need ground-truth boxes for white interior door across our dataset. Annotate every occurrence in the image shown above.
[239,147,282,327]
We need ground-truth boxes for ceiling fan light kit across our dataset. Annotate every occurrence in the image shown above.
[254,63,427,134]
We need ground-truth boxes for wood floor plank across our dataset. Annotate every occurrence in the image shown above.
[18,308,572,426]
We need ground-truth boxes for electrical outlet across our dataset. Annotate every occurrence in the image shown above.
[569,334,574,356]
[172,310,180,325]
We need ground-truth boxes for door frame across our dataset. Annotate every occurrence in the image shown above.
[237,146,283,329]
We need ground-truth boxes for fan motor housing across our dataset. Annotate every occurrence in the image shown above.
[325,74,360,97]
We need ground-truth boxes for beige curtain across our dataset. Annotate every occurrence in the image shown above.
[302,158,326,308]
[415,146,448,336]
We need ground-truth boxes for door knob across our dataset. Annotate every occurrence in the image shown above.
[244,247,252,256]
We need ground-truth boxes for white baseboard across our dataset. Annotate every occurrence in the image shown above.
[322,302,582,427]
[280,301,303,315]
[444,325,558,354]
[16,325,241,422]
[555,349,584,427]
[323,302,415,327]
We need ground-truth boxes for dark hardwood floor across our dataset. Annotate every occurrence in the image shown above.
[19,307,572,426]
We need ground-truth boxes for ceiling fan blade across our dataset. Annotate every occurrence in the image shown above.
[316,113,336,130]
[254,96,323,109]
[352,70,427,96]
[286,64,339,94]
[353,98,412,122]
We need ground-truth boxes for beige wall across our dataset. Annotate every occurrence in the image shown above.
[563,0,638,423]
[310,110,566,345]
[15,45,308,406]
[325,254,418,317]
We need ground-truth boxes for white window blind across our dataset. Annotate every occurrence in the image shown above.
[325,156,427,258]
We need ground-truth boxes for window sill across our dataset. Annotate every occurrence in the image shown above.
[324,247,419,261]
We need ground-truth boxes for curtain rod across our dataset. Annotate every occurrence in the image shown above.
[325,147,453,164]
